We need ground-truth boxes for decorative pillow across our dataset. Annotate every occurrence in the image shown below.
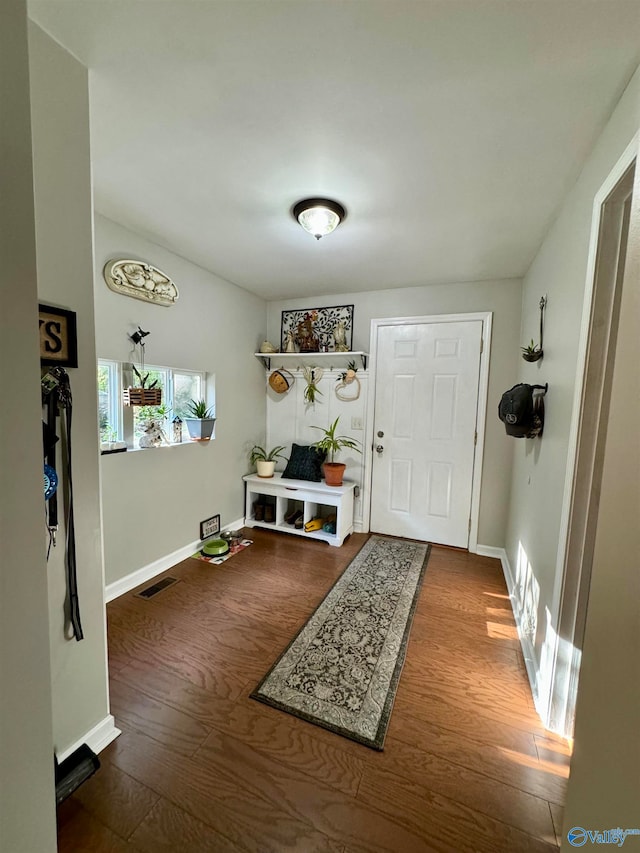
[281,444,326,482]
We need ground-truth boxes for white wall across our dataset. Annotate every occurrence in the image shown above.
[0,4,56,851]
[29,22,113,757]
[504,65,640,721]
[561,163,640,839]
[94,215,267,586]
[268,278,522,548]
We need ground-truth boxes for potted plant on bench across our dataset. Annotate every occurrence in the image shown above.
[311,416,361,486]
[185,400,216,442]
[250,444,287,478]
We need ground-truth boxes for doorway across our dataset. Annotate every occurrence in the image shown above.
[367,314,491,548]
[547,148,636,736]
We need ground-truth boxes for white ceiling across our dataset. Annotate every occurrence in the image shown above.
[28,1,640,301]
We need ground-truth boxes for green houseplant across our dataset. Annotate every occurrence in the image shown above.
[184,399,216,442]
[311,416,361,486]
[250,444,287,478]
[521,339,543,363]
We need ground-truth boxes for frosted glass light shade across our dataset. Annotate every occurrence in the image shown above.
[293,198,346,240]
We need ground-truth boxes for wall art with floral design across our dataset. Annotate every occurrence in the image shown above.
[280,304,354,352]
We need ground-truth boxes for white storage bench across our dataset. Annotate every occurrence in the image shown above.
[243,472,356,547]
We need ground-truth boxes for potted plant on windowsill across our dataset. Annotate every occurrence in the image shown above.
[249,445,288,478]
[311,416,361,486]
[184,400,216,442]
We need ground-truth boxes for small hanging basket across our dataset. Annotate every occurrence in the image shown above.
[123,387,162,407]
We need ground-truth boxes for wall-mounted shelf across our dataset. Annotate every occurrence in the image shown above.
[254,351,369,370]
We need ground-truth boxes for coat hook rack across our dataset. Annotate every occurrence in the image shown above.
[521,296,546,362]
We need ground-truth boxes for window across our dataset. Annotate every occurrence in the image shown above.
[98,359,208,449]
[131,366,170,444]
[97,360,122,444]
[130,365,204,444]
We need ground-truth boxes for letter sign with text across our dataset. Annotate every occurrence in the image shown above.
[38,304,78,368]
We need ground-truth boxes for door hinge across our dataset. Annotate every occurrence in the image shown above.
[469,517,472,533]
[480,338,484,354]
[474,430,477,446]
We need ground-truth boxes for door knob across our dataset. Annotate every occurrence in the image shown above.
[376,444,384,454]
[377,430,384,438]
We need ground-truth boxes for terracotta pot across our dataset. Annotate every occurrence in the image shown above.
[323,462,346,486]
[256,460,276,478]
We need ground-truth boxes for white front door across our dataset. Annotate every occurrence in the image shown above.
[370,320,483,547]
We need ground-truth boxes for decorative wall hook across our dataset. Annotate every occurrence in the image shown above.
[124,326,162,406]
[521,296,546,362]
[335,361,361,401]
[130,325,150,346]
[302,365,324,404]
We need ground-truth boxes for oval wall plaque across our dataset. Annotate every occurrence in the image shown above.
[103,259,179,307]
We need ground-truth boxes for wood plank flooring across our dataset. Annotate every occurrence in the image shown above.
[57,530,571,852]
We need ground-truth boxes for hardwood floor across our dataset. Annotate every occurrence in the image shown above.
[57,530,571,852]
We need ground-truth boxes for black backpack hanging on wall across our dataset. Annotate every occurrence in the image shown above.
[498,383,547,438]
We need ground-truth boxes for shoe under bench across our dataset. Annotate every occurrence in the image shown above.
[243,473,356,547]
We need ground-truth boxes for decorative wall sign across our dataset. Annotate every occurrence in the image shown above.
[39,304,78,367]
[200,514,221,541]
[103,259,179,306]
[281,305,354,351]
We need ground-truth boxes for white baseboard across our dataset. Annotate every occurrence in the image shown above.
[105,517,249,602]
[474,544,504,559]
[227,516,246,533]
[485,546,544,722]
[105,539,202,602]
[56,714,121,763]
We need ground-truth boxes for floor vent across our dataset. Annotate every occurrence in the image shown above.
[136,576,179,599]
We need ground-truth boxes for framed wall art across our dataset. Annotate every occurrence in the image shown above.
[38,304,78,367]
[200,514,221,541]
[280,304,354,352]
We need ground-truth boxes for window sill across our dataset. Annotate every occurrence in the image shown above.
[100,439,214,455]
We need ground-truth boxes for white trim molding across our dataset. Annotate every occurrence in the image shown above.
[56,714,121,763]
[493,547,545,722]
[105,517,246,602]
[475,544,504,560]
[105,539,201,602]
[365,312,492,551]
[546,131,639,736]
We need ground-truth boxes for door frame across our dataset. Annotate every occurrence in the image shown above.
[544,132,638,736]
[364,312,492,551]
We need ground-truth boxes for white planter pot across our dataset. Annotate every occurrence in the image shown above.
[256,460,276,478]
[185,417,216,441]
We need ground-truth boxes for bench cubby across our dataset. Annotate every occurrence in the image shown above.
[243,473,356,547]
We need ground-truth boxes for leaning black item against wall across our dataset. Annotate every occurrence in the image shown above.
[42,366,84,641]
[498,383,548,438]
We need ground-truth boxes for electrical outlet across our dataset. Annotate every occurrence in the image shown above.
[351,416,363,430]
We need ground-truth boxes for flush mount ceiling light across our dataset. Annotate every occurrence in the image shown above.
[292,198,346,240]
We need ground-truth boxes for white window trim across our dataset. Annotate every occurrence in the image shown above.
[98,359,210,453]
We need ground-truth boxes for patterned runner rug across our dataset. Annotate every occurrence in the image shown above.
[250,535,431,750]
